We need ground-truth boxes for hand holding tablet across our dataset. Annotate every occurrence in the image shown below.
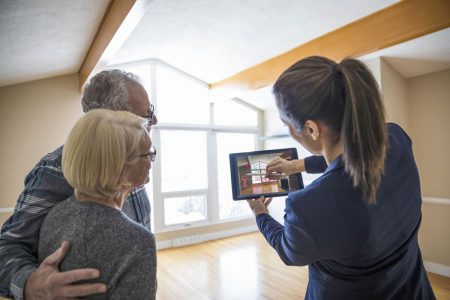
[247,196,273,216]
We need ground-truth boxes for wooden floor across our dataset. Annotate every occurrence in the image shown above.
[157,232,450,300]
[0,233,448,300]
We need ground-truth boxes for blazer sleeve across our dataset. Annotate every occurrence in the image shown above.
[304,156,327,174]
[256,197,322,266]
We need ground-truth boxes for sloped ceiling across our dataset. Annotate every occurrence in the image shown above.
[1,0,449,88]
[110,0,398,83]
[0,0,110,87]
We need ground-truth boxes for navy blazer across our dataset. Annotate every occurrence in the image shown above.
[256,124,435,299]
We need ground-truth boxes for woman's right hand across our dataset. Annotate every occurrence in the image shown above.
[265,157,295,179]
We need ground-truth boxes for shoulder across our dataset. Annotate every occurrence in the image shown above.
[284,170,362,237]
[41,197,72,234]
[45,196,74,215]
[287,170,352,207]
[105,212,155,246]
[387,123,412,145]
[104,214,156,263]
[41,197,84,233]
[67,206,155,259]
[37,145,64,167]
[26,146,64,181]
[385,123,415,166]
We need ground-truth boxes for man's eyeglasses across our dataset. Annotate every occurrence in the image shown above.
[141,104,156,131]
[138,146,157,162]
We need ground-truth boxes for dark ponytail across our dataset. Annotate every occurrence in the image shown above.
[273,56,387,203]
[339,59,387,203]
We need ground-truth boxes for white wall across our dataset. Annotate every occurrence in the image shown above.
[0,74,83,225]
[380,59,410,131]
[364,57,410,131]
[409,69,450,270]
[375,61,450,272]
[363,57,382,87]
[409,69,450,198]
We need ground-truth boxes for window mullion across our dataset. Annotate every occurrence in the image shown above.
[207,129,219,223]
[150,63,164,233]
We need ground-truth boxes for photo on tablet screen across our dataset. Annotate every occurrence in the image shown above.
[229,148,304,200]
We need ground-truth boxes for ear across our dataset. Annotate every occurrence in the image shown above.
[117,166,130,189]
[304,120,320,140]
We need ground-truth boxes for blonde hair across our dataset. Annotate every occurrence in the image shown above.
[62,109,147,200]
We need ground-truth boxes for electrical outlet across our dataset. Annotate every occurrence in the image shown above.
[172,235,204,247]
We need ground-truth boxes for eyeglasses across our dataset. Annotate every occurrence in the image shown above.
[141,104,156,131]
[138,146,157,162]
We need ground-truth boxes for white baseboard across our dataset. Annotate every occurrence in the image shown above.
[424,261,450,278]
[156,240,172,250]
[156,224,258,250]
[0,207,14,214]
[422,197,450,206]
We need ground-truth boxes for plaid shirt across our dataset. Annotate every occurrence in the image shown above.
[0,146,151,299]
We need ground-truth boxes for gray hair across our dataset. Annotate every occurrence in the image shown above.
[81,69,142,113]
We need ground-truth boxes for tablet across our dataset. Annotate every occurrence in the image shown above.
[229,148,304,200]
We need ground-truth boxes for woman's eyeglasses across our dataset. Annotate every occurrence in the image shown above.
[138,146,157,162]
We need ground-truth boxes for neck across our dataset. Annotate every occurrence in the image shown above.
[75,189,130,210]
[322,140,343,165]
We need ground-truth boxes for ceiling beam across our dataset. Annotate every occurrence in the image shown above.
[210,0,450,99]
[78,0,153,90]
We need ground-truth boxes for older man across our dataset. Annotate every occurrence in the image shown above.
[0,70,157,300]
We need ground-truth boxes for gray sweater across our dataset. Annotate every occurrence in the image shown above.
[39,195,157,299]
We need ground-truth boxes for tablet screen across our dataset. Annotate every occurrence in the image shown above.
[229,148,304,200]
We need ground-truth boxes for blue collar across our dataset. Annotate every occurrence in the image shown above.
[324,154,344,174]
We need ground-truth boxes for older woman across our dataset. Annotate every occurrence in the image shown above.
[38,109,157,299]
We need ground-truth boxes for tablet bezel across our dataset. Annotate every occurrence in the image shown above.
[229,148,304,201]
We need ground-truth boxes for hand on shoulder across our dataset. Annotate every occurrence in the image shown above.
[25,242,106,300]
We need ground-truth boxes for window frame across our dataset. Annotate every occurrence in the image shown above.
[108,59,263,233]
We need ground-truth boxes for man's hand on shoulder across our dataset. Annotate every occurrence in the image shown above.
[25,242,106,300]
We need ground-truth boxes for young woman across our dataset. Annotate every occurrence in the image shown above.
[248,56,435,299]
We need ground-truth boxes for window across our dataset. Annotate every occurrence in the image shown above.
[216,132,256,219]
[164,195,207,225]
[121,64,152,90]
[118,61,261,232]
[214,99,258,127]
[157,65,210,124]
[160,130,207,192]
